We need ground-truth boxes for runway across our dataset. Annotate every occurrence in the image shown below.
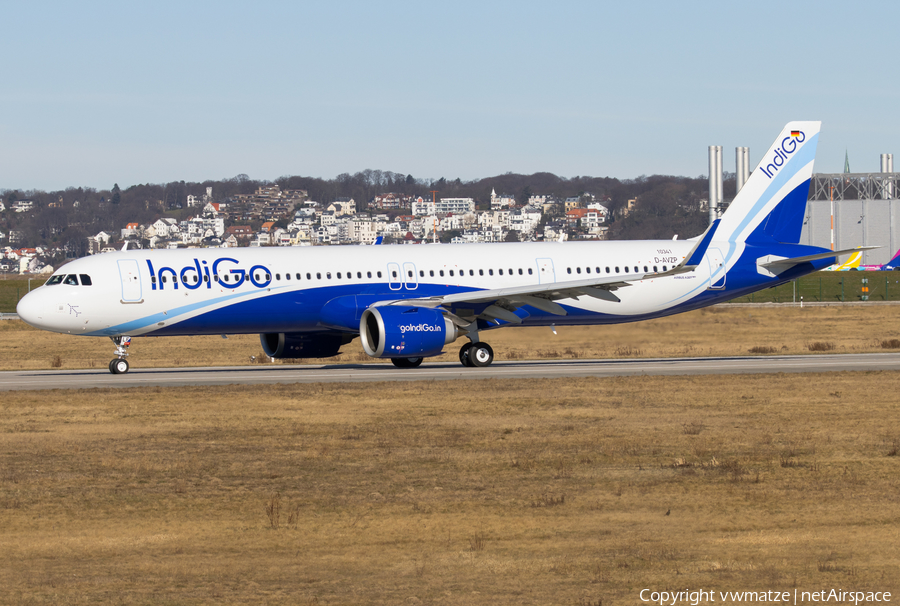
[1,352,899,391]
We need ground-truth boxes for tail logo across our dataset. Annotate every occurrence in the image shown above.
[759,131,806,179]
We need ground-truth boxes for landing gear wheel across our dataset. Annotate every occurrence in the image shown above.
[109,358,129,375]
[459,342,475,367]
[469,342,494,367]
[391,357,424,368]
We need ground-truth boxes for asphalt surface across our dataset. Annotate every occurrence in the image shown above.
[1,353,898,391]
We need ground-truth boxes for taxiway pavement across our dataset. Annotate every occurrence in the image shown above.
[1,352,898,391]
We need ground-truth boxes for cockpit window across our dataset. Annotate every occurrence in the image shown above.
[63,275,79,286]
[79,274,92,286]
[46,275,64,285]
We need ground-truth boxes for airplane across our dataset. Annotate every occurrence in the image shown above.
[822,249,862,271]
[17,121,869,375]
[860,248,900,271]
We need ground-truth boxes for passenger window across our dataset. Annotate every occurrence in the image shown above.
[605,267,610,273]
[567,268,572,274]
[429,270,434,277]
[634,266,638,273]
[643,266,648,273]
[316,273,321,279]
[509,268,513,275]
[663,265,668,272]
[439,270,444,277]
[64,275,78,285]
[576,267,581,274]
[162,276,168,283]
[203,275,209,282]
[499,269,504,276]
[653,266,658,272]
[408,270,413,278]
[449,270,454,277]
[528,268,533,275]
[285,274,290,281]
[377,271,382,278]
[266,273,271,280]
[367,271,372,278]
[392,270,397,278]
[327,272,332,279]
[46,275,63,285]
[357,272,362,278]
[470,269,475,276]
[337,272,342,279]
[419,270,424,277]
[307,273,312,280]
[586,267,591,274]
[488,269,494,276]
[518,268,523,275]
[276,273,281,280]
[151,276,157,284]
[479,269,484,276]
[615,267,620,273]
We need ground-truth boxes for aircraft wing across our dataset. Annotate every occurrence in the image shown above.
[374,272,642,325]
[373,221,721,325]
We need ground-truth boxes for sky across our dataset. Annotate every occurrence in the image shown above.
[2,0,899,192]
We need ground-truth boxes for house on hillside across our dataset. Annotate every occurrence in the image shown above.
[121,223,140,239]
[490,189,516,209]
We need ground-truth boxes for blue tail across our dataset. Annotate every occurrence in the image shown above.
[716,122,820,245]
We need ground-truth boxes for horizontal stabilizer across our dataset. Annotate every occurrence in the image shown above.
[757,246,879,277]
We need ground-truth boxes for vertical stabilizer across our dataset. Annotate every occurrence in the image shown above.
[716,122,820,245]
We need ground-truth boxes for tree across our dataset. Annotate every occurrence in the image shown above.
[111,183,121,205]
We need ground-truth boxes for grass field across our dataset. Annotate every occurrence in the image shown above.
[2,304,899,371]
[1,375,898,605]
[2,280,899,604]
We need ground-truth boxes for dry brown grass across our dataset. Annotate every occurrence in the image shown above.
[3,304,900,370]
[1,374,899,604]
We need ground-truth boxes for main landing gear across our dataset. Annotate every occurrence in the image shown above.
[458,341,494,367]
[109,336,131,374]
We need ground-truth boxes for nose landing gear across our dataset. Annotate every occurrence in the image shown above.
[109,336,131,374]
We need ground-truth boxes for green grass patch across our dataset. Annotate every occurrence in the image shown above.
[729,271,900,303]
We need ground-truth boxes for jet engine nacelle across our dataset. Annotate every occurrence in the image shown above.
[360,306,459,358]
[260,331,354,359]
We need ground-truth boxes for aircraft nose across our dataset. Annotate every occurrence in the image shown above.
[16,289,44,327]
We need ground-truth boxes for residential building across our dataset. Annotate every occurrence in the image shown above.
[436,197,475,214]
[490,189,516,209]
[371,193,412,211]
